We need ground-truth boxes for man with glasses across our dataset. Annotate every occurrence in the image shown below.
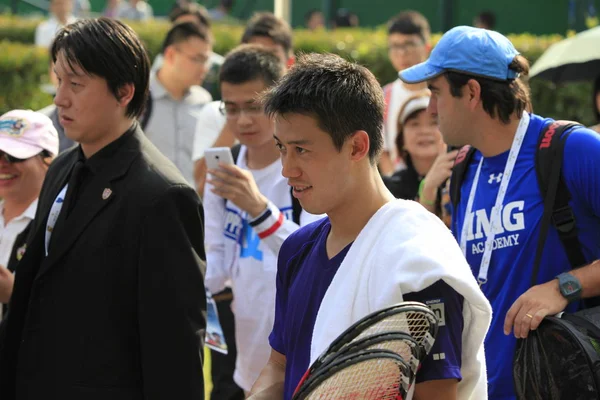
[0,110,59,318]
[203,44,320,397]
[151,2,224,101]
[379,11,433,176]
[143,22,212,186]
[192,12,295,198]
[191,14,296,399]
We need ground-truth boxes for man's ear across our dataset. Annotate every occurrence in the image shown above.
[116,83,135,109]
[465,79,482,110]
[349,130,370,162]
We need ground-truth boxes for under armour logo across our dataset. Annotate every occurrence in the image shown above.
[488,173,503,184]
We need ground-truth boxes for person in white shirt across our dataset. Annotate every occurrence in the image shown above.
[0,110,59,314]
[380,11,431,175]
[143,22,212,186]
[204,44,321,395]
[35,0,77,49]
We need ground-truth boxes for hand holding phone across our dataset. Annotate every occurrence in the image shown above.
[205,147,235,171]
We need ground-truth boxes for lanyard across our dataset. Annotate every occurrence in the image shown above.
[45,184,68,256]
[459,112,530,286]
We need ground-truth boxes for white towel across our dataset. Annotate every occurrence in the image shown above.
[310,199,492,400]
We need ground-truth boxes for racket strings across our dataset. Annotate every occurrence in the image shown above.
[354,312,435,353]
[364,340,419,372]
[305,358,405,400]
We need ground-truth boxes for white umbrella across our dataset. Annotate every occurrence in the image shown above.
[529,26,600,83]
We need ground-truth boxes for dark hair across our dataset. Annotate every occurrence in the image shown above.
[476,11,497,30]
[219,44,284,87]
[444,55,531,124]
[161,21,211,54]
[51,17,150,119]
[263,53,384,163]
[241,12,293,57]
[593,75,600,123]
[304,9,321,24]
[334,8,359,28]
[387,11,431,44]
[220,0,234,10]
[169,3,211,28]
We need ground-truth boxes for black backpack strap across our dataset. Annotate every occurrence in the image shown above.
[531,121,585,286]
[139,91,153,131]
[228,143,302,225]
[231,143,242,163]
[449,145,477,211]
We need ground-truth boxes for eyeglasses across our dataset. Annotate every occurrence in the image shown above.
[0,150,51,164]
[219,101,264,120]
[175,48,210,66]
[388,41,421,53]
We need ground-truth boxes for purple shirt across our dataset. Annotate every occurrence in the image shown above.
[269,218,464,399]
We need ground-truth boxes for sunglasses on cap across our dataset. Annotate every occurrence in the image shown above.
[0,150,52,164]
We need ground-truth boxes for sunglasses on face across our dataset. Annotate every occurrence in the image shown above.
[0,150,51,164]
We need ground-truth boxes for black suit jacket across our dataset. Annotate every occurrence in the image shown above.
[0,125,207,400]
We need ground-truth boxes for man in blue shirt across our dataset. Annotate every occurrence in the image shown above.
[399,26,600,400]
[248,53,492,400]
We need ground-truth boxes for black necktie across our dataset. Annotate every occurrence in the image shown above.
[62,160,86,219]
[48,160,85,253]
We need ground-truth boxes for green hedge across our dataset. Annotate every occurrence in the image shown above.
[0,40,53,113]
[0,15,596,126]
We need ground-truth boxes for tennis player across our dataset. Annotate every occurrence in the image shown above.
[249,53,492,400]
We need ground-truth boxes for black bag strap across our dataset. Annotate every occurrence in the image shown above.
[449,145,477,211]
[531,121,584,287]
[229,143,302,225]
[231,143,242,163]
[139,92,153,131]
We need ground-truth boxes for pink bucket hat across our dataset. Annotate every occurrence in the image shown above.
[0,110,59,159]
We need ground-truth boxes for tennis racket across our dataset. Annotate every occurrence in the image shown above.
[292,349,412,400]
[293,301,439,396]
[323,332,422,380]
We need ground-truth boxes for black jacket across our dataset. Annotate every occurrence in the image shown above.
[0,124,207,400]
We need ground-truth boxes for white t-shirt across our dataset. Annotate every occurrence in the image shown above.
[191,101,226,162]
[203,146,322,390]
[383,79,415,167]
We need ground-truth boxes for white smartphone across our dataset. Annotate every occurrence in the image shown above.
[205,147,235,171]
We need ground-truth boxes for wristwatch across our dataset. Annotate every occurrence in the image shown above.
[556,272,582,303]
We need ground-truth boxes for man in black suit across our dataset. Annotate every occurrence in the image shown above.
[0,18,207,400]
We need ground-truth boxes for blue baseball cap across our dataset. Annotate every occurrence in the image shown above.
[399,26,520,84]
